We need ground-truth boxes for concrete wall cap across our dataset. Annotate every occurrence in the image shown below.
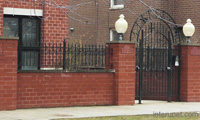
[0,36,19,40]
[106,41,135,44]
[181,43,200,47]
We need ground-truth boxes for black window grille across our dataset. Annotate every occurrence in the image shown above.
[3,15,41,70]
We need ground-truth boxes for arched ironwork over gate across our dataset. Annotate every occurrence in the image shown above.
[130,9,181,104]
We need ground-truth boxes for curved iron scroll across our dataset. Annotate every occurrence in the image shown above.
[130,9,180,45]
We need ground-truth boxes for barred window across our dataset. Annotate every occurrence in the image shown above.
[3,18,18,37]
[3,15,41,70]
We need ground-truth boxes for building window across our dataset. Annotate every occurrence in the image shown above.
[3,15,41,70]
[3,18,19,37]
[110,0,124,9]
[110,29,119,41]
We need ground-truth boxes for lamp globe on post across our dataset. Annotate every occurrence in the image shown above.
[115,14,128,41]
[183,19,195,43]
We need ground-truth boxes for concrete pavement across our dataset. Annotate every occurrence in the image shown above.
[0,100,200,120]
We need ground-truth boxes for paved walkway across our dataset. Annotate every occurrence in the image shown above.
[0,100,200,120]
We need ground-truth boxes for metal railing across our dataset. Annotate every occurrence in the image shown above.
[18,40,111,71]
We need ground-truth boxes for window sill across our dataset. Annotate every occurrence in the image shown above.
[109,5,124,10]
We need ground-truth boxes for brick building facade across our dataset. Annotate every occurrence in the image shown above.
[0,0,68,43]
[68,0,200,44]
[0,0,199,48]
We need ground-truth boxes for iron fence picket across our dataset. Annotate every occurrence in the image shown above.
[18,40,111,71]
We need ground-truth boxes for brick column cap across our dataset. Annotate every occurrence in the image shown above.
[106,41,135,44]
[181,43,200,47]
[0,37,19,40]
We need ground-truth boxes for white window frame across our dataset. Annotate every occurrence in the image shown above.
[110,29,114,41]
[110,0,124,9]
[3,7,43,16]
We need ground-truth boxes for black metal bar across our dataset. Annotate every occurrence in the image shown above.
[44,43,46,66]
[74,43,77,69]
[60,42,62,68]
[49,42,50,66]
[162,25,165,97]
[89,44,91,66]
[92,45,94,66]
[148,24,152,97]
[63,39,66,70]
[67,43,69,69]
[77,44,81,67]
[151,23,153,49]
[147,46,150,97]
[101,45,104,67]
[37,44,41,70]
[168,32,172,102]
[71,43,73,68]
[144,26,147,97]
[85,44,87,66]
[177,44,181,101]
[95,45,97,66]
[56,43,58,67]
[154,22,156,48]
[139,30,144,104]
[153,22,157,97]
[152,47,155,97]
[52,42,54,67]
[98,44,100,66]
[105,44,107,67]
[18,41,110,71]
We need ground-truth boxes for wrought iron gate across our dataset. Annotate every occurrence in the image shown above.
[130,9,181,103]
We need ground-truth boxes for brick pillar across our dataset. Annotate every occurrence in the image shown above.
[180,44,200,102]
[108,41,136,105]
[0,37,18,110]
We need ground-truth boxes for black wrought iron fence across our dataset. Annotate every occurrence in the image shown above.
[18,40,111,71]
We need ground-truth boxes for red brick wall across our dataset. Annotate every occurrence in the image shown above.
[0,37,138,110]
[180,45,200,102]
[0,38,18,110]
[16,42,136,109]
[17,72,115,108]
[42,0,68,43]
[0,0,68,43]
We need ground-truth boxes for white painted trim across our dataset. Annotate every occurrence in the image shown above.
[110,29,113,41]
[110,0,124,9]
[109,5,124,9]
[3,7,43,16]
[40,68,63,70]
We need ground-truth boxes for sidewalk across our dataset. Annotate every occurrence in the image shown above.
[0,100,200,120]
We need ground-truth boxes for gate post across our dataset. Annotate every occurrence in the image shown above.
[180,44,200,102]
[107,41,136,105]
[167,32,172,102]
[0,37,18,110]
